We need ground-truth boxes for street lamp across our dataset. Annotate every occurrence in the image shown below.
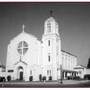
[57,64,63,84]
[60,64,63,84]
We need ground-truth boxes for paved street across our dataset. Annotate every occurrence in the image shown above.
[0,80,90,88]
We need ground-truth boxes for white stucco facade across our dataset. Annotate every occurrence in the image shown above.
[5,16,78,81]
[6,32,42,81]
[62,50,77,71]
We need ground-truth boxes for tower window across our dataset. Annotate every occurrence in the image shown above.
[47,22,51,32]
[48,40,50,46]
[48,55,50,62]
[50,70,51,76]
[47,70,49,75]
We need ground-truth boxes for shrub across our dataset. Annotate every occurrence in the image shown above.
[29,76,33,81]
[49,76,52,81]
[7,75,11,81]
[2,77,6,82]
[39,74,42,81]
[43,76,46,81]
[0,77,6,82]
[0,77,3,82]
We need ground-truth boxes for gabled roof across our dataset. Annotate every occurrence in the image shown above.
[9,26,39,44]
[61,50,77,58]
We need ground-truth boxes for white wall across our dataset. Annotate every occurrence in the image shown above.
[61,51,77,71]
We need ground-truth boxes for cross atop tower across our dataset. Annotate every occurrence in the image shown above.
[22,24,25,33]
[50,10,53,17]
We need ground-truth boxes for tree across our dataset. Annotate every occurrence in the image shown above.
[49,76,52,80]
[42,76,46,81]
[39,74,42,81]
[29,76,33,81]
[87,57,90,69]
[7,75,11,81]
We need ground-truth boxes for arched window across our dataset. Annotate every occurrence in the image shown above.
[47,70,49,75]
[48,55,50,62]
[47,70,52,76]
[48,40,50,46]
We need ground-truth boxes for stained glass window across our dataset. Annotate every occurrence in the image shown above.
[17,41,28,55]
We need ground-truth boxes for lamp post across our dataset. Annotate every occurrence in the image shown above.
[57,64,63,84]
[60,64,63,84]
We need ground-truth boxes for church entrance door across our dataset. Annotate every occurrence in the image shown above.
[20,71,23,80]
[18,66,24,80]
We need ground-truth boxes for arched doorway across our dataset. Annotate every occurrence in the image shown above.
[20,71,23,80]
[18,66,24,80]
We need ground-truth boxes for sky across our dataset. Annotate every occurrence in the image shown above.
[0,2,90,66]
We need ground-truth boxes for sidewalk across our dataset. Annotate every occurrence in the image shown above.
[1,80,90,85]
[0,80,90,87]
[61,80,90,84]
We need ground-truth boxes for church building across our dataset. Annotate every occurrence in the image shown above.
[6,14,78,81]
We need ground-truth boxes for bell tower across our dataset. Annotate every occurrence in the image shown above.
[44,11,59,36]
[42,11,62,80]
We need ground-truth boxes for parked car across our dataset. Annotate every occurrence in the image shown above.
[73,76,80,80]
[67,76,73,80]
[67,76,80,80]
